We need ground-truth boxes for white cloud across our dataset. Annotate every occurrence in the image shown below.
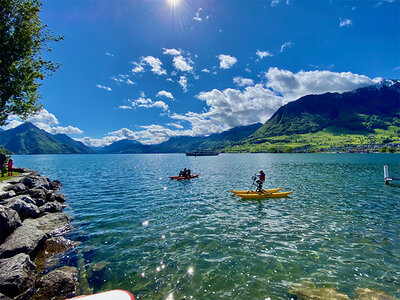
[271,0,280,6]
[339,19,352,27]
[130,97,169,111]
[108,128,138,140]
[256,50,273,59]
[142,56,167,75]
[173,56,194,72]
[201,68,210,73]
[218,54,237,69]
[119,105,132,110]
[167,123,184,129]
[96,84,112,91]
[2,109,83,135]
[156,90,174,99]
[233,76,254,87]
[105,52,114,57]
[132,62,145,73]
[193,8,203,22]
[112,74,135,85]
[75,136,123,148]
[179,76,188,92]
[280,41,293,53]
[162,48,181,56]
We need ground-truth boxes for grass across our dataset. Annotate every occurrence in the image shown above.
[0,171,21,182]
[224,125,400,153]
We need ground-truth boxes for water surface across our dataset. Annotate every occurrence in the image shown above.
[13,154,400,299]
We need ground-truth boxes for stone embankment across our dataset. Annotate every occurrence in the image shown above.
[0,168,79,300]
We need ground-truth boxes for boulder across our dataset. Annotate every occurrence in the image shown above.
[4,195,40,220]
[0,253,36,298]
[288,281,351,300]
[0,206,21,243]
[30,266,79,300]
[21,176,50,190]
[355,288,398,300]
[8,183,27,194]
[0,221,46,259]
[28,189,46,201]
[0,190,16,201]
[54,193,66,203]
[49,180,62,190]
[39,201,63,214]
[25,212,70,237]
[34,237,78,272]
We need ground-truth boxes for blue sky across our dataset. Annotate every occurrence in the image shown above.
[5,0,399,146]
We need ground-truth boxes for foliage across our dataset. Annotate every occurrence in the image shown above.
[0,0,62,125]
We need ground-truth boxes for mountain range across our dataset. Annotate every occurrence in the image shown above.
[1,80,399,154]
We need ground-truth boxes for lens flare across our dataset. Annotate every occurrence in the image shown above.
[167,0,181,7]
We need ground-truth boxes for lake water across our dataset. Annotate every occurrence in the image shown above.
[13,154,400,299]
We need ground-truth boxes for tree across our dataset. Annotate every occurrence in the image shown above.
[0,0,62,125]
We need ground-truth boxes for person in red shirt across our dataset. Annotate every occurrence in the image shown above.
[7,158,13,176]
[256,170,265,192]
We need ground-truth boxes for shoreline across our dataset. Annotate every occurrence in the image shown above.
[0,168,80,299]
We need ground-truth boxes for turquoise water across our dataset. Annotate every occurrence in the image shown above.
[13,154,400,299]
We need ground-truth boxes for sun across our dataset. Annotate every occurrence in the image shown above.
[167,0,181,8]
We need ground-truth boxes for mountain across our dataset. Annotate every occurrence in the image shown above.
[249,80,400,141]
[0,122,94,154]
[100,123,263,153]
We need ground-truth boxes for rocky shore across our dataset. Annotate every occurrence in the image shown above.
[0,168,79,300]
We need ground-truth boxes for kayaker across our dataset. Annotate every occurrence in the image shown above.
[256,170,265,192]
[187,169,191,177]
[180,168,187,177]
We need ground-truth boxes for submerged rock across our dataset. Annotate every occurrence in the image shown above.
[0,206,21,243]
[288,281,351,300]
[30,266,79,300]
[355,288,398,300]
[34,237,78,272]
[0,221,46,259]
[0,253,36,298]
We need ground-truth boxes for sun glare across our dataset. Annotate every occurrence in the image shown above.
[167,0,181,7]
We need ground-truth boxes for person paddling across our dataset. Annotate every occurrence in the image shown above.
[256,170,265,192]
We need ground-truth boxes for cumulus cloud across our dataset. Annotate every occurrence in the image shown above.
[233,76,254,87]
[96,84,112,91]
[280,42,293,53]
[173,56,194,72]
[193,8,203,22]
[2,109,83,135]
[156,90,174,99]
[179,76,188,92]
[119,105,132,110]
[142,56,167,75]
[167,123,184,129]
[75,136,123,148]
[132,62,145,73]
[339,19,352,27]
[256,50,273,59]
[218,54,237,69]
[162,48,181,56]
[129,97,169,111]
[201,68,210,73]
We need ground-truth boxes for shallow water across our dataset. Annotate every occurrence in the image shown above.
[13,153,400,299]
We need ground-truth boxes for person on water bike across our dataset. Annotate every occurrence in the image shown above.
[256,170,265,192]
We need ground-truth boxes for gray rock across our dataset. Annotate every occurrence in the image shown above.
[25,212,70,237]
[49,180,62,190]
[54,193,66,203]
[289,281,351,300]
[0,253,36,298]
[28,189,46,201]
[4,195,40,220]
[0,206,21,243]
[30,266,79,300]
[0,221,46,259]
[8,183,27,193]
[39,201,63,214]
[0,190,16,201]
[22,176,50,190]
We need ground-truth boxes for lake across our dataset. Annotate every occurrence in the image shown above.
[13,153,400,299]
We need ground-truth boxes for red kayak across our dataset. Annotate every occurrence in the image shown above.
[169,174,199,180]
